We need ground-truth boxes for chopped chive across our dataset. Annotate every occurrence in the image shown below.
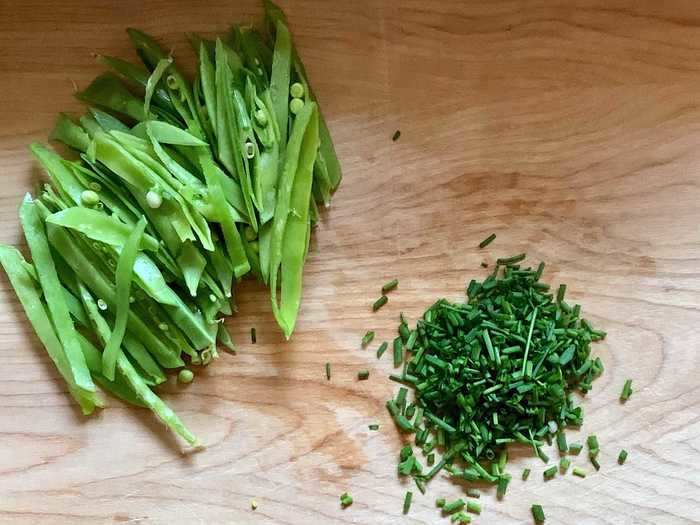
[559,457,571,472]
[362,330,375,347]
[340,492,353,507]
[396,386,408,409]
[543,466,557,480]
[393,337,403,367]
[480,262,488,268]
[590,453,601,471]
[466,488,480,498]
[392,130,401,141]
[466,500,481,514]
[402,491,413,514]
[372,295,388,311]
[587,435,599,453]
[442,499,466,514]
[556,431,568,453]
[376,341,389,358]
[250,327,256,343]
[522,468,531,480]
[358,370,370,380]
[568,442,583,455]
[427,453,435,466]
[436,498,446,508]
[325,362,331,380]
[451,512,472,523]
[620,379,633,401]
[537,448,549,464]
[556,284,566,303]
[368,424,379,431]
[618,449,628,464]
[496,253,526,265]
[572,466,586,478]
[496,474,511,499]
[382,278,399,293]
[531,504,545,523]
[478,233,497,249]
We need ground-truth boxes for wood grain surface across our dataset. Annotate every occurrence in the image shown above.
[1,1,699,523]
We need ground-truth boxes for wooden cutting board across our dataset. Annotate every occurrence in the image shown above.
[1,1,699,523]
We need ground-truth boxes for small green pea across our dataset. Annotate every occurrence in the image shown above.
[290,82,305,99]
[178,369,194,384]
[146,190,162,209]
[254,109,268,126]
[80,190,100,206]
[289,98,304,115]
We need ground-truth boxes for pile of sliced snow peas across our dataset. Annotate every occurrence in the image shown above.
[0,0,341,446]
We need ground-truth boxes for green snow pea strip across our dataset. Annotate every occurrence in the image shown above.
[146,120,207,146]
[19,195,95,392]
[278,103,319,337]
[232,88,261,215]
[102,217,146,380]
[217,322,236,353]
[258,222,272,284]
[143,57,172,117]
[177,240,207,296]
[269,19,291,148]
[206,232,234,296]
[99,54,173,112]
[122,335,166,385]
[199,43,218,137]
[200,154,250,279]
[46,208,159,252]
[0,245,103,414]
[77,73,146,121]
[31,143,85,206]
[50,114,90,152]
[89,108,131,134]
[269,102,318,337]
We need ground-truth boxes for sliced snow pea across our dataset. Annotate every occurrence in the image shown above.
[46,208,158,252]
[50,114,90,152]
[31,143,85,206]
[99,54,173,112]
[217,322,236,353]
[102,216,146,380]
[177,240,207,296]
[0,245,103,414]
[19,195,96,392]
[144,57,172,117]
[206,232,234,296]
[258,222,272,284]
[77,73,146,121]
[146,120,207,146]
[269,19,291,148]
[199,43,218,136]
[122,334,166,385]
[269,101,318,338]
[89,108,131,134]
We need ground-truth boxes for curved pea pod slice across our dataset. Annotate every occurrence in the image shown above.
[146,120,208,146]
[99,54,173,112]
[0,245,103,414]
[50,113,90,152]
[77,73,146,121]
[143,57,173,117]
[31,143,85,206]
[177,240,207,297]
[45,208,159,252]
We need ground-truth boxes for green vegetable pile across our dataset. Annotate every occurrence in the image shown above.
[0,1,341,446]
[385,255,606,501]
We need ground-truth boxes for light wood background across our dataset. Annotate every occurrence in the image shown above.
[1,1,699,523]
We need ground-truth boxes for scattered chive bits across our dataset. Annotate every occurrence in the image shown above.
[325,362,331,381]
[466,500,481,514]
[543,466,557,480]
[559,457,571,472]
[531,504,545,523]
[618,449,628,465]
[587,435,599,456]
[568,442,583,455]
[250,327,256,344]
[480,261,489,268]
[442,499,466,514]
[362,330,375,347]
[478,233,497,249]
[590,453,601,471]
[382,278,399,293]
[368,424,379,431]
[466,488,480,498]
[383,254,606,500]
[620,379,633,401]
[372,295,388,312]
[358,370,370,381]
[573,466,587,478]
[339,492,353,508]
[392,130,401,141]
[436,498,446,508]
[403,491,413,514]
[522,468,531,481]
[376,341,388,359]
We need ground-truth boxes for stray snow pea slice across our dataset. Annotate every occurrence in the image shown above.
[77,73,146,121]
[144,57,172,117]
[269,20,291,148]
[177,240,207,296]
[89,107,131,133]
[99,54,173,111]
[50,113,90,152]
[146,120,208,147]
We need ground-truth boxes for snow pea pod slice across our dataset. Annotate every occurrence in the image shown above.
[144,57,172,117]
[177,240,207,297]
[46,208,159,252]
[99,54,173,112]
[50,114,90,152]
[20,195,96,392]
[102,217,146,380]
[0,245,103,414]
[269,19,291,148]
[77,73,146,121]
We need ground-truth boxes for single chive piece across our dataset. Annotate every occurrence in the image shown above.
[479,233,497,249]
[573,466,587,478]
[382,278,399,293]
[396,387,408,410]
[618,449,628,465]
[590,453,601,471]
[556,431,568,453]
[251,499,257,510]
[362,330,375,347]
[368,424,379,431]
[376,341,389,359]
[392,130,401,141]
[543,466,557,480]
[620,379,633,401]
[497,474,511,499]
[537,448,550,464]
[480,261,488,268]
[340,492,353,507]
[559,457,571,472]
[372,295,388,311]
[587,435,599,452]
[496,253,526,265]
[325,362,331,380]
[393,337,403,367]
[436,498,446,508]
[251,327,256,344]
[177,369,194,384]
[531,504,545,523]
[466,500,481,514]
[568,442,583,455]
[403,491,413,515]
[466,488,480,498]
[442,499,466,514]
[358,370,370,380]
[427,453,435,466]
[414,477,426,494]
[522,468,531,481]
[451,512,472,524]
[557,284,567,303]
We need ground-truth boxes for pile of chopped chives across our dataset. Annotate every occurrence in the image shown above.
[383,254,606,507]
